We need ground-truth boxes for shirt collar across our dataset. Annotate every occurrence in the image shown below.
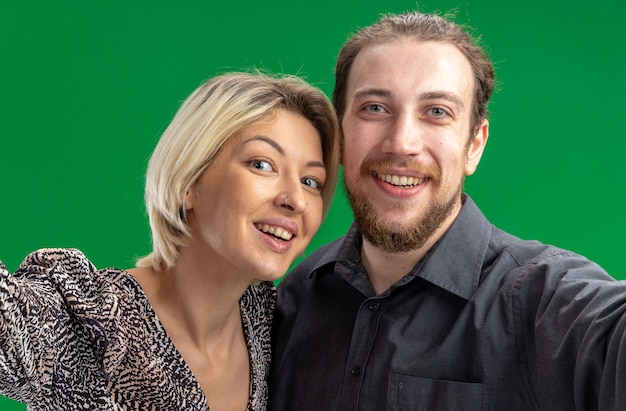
[308,194,493,300]
[416,195,492,299]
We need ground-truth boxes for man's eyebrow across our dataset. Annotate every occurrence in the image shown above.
[420,91,465,110]
[243,135,325,169]
[352,87,392,100]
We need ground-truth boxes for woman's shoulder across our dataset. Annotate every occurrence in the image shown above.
[12,248,145,310]
[239,281,276,339]
[242,281,276,314]
[16,247,98,277]
[9,247,156,345]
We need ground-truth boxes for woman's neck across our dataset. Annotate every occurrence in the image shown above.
[128,255,252,410]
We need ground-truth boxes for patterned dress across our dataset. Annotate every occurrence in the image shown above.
[0,248,275,410]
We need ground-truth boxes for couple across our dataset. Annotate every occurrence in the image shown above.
[2,10,626,411]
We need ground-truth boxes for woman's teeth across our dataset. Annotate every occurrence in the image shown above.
[256,224,293,241]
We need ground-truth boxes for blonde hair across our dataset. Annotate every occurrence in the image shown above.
[137,72,340,270]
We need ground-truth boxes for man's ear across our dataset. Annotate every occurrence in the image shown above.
[464,119,489,176]
[339,123,345,165]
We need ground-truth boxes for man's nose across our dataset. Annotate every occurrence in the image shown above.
[381,112,424,157]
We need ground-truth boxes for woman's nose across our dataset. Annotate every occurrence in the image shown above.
[276,189,307,214]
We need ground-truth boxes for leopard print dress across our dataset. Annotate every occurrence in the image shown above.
[0,248,276,410]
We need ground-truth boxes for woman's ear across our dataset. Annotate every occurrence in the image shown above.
[182,188,194,216]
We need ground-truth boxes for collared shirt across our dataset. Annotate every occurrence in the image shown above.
[269,195,626,410]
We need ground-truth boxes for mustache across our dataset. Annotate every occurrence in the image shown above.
[360,158,442,180]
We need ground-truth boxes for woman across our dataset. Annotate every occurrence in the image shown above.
[0,72,340,410]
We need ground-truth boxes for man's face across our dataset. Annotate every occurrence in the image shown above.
[341,40,488,253]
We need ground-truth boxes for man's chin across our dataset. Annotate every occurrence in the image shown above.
[376,220,417,234]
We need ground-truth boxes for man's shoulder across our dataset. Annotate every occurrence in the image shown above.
[490,226,590,267]
[459,197,601,277]
[485,225,614,290]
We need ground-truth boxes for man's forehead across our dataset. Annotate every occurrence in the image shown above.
[346,40,474,102]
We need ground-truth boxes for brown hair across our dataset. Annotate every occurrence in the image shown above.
[333,11,495,135]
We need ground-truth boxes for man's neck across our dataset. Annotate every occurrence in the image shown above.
[361,198,464,295]
[360,240,429,295]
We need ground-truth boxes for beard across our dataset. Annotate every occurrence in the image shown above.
[344,159,463,253]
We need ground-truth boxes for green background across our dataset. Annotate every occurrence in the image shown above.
[1,0,625,408]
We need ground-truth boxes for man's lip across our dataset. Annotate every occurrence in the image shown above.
[372,171,426,187]
[371,168,427,178]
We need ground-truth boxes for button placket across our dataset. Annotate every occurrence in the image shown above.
[340,297,386,406]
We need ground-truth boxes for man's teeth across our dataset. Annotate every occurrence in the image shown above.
[379,173,423,187]
[256,224,293,241]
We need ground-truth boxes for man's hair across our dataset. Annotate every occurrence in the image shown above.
[333,11,495,134]
[137,72,340,271]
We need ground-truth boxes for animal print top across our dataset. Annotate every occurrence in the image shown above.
[0,248,276,410]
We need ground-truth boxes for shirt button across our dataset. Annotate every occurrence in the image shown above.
[351,366,361,377]
[368,301,380,311]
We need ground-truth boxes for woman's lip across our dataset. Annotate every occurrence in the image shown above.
[256,226,294,253]
[253,218,299,237]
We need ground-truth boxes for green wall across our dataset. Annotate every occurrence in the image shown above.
[1,0,625,408]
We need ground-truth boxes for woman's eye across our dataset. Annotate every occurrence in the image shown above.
[248,159,273,172]
[301,177,324,191]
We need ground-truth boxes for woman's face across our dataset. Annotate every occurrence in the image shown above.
[184,109,326,283]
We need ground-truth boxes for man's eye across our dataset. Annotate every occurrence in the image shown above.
[429,107,448,117]
[248,159,273,171]
[364,104,386,113]
[302,177,324,191]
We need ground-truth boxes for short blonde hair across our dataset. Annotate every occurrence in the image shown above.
[137,72,340,270]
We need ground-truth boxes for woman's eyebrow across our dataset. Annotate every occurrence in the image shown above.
[243,135,284,155]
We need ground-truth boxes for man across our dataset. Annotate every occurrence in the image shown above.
[269,11,626,411]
